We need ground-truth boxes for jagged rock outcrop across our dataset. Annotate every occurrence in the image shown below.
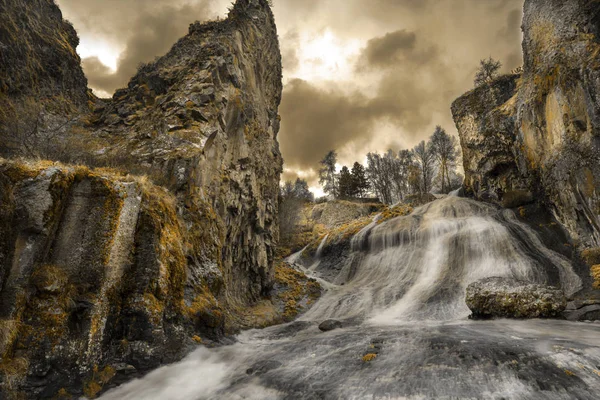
[310,200,383,230]
[452,0,600,249]
[452,74,528,206]
[466,277,567,319]
[0,0,91,158]
[0,0,285,398]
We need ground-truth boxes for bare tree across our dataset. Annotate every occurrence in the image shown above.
[391,149,413,201]
[279,180,306,241]
[292,178,314,202]
[366,152,392,204]
[474,57,502,87]
[412,141,436,194]
[430,126,459,194]
[319,150,339,198]
[366,150,414,204]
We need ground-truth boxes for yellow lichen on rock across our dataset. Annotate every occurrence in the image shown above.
[378,204,413,224]
[582,248,600,266]
[270,262,321,323]
[0,320,20,358]
[0,357,29,394]
[591,265,600,289]
[362,353,377,362]
[192,335,203,344]
[83,365,116,399]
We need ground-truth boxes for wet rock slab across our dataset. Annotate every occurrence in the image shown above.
[466,277,567,319]
[564,299,600,321]
[318,319,343,332]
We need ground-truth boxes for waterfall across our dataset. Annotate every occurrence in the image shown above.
[301,196,581,323]
[100,197,600,400]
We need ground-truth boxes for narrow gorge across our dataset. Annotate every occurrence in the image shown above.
[0,0,599,399]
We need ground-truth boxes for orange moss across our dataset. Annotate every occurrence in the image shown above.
[327,217,374,244]
[591,265,600,289]
[1,159,61,182]
[20,264,77,350]
[83,365,116,399]
[273,262,321,322]
[30,264,68,294]
[0,320,20,358]
[186,287,224,331]
[0,357,29,393]
[582,248,600,266]
[83,381,102,399]
[54,388,71,399]
[377,204,413,224]
[140,183,187,312]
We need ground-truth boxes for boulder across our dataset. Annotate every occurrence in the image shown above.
[466,277,567,319]
[564,305,600,321]
[318,319,343,332]
[564,299,600,321]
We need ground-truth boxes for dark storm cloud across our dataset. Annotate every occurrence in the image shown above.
[359,30,416,68]
[278,79,373,173]
[279,26,456,178]
[357,29,440,72]
[279,62,449,176]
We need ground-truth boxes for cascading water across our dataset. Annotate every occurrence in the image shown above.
[100,197,600,400]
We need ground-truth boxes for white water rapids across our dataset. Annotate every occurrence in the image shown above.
[99,197,600,400]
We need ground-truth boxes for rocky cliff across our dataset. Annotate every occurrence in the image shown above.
[0,0,91,158]
[0,0,285,398]
[452,0,600,278]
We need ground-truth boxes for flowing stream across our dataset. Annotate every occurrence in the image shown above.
[99,197,600,400]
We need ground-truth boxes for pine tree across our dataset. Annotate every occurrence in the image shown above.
[351,162,369,198]
[338,166,354,198]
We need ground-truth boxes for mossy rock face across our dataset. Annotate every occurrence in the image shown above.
[0,0,284,398]
[582,248,600,266]
[452,0,600,251]
[466,277,567,319]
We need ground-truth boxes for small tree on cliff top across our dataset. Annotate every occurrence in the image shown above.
[474,57,502,87]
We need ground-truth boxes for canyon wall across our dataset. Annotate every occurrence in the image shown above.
[0,0,284,398]
[452,0,600,253]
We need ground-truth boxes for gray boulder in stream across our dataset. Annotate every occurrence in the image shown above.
[466,277,567,319]
[318,319,343,332]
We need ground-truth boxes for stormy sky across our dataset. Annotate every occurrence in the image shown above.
[56,0,524,194]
